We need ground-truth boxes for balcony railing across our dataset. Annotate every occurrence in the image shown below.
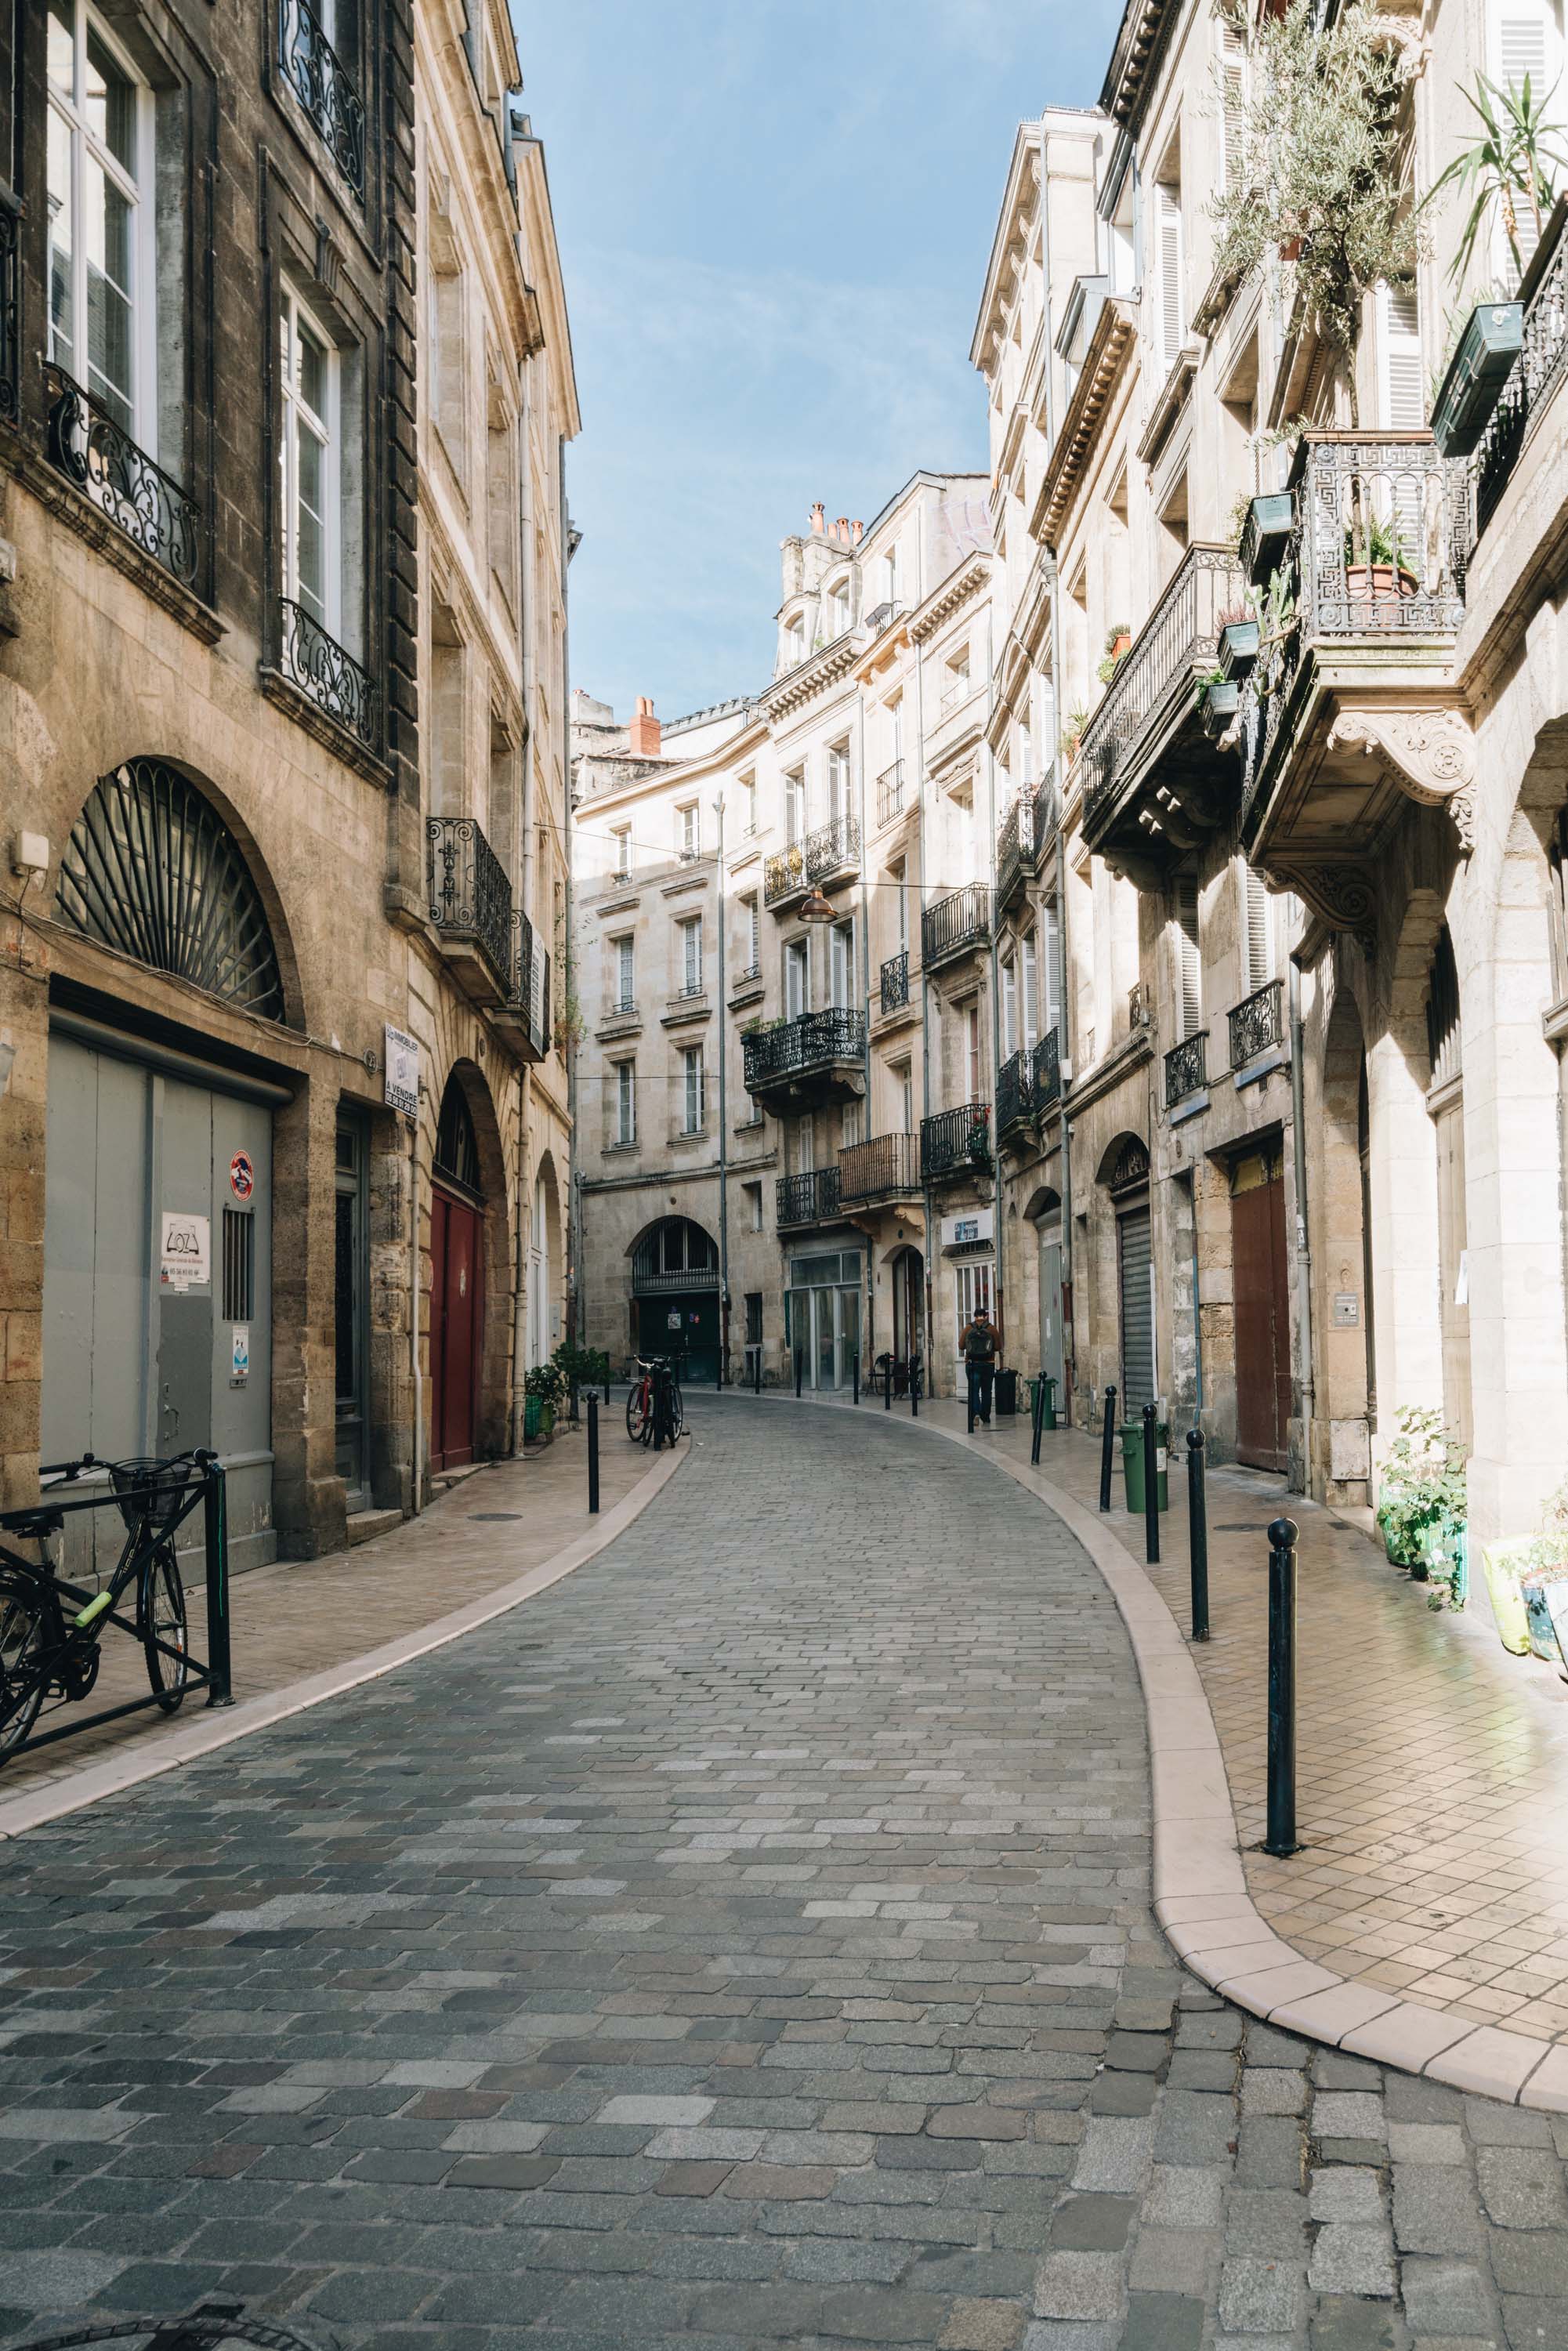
[996,1045,1035,1137]
[279,599,378,747]
[0,187,17,426]
[878,759,905,825]
[429,814,512,997]
[278,0,367,197]
[922,883,990,968]
[44,364,202,592]
[838,1132,921,1203]
[763,814,861,907]
[1164,1031,1208,1107]
[1029,776,1059,864]
[862,598,903,636]
[742,1006,867,1092]
[777,1168,842,1228]
[880,948,911,1015]
[922,1100,991,1183]
[1229,977,1284,1069]
[1080,544,1242,824]
[1476,212,1568,537]
[1034,1027,1062,1111]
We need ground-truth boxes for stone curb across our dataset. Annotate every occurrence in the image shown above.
[0,1436,690,1844]
[705,1390,1568,2115]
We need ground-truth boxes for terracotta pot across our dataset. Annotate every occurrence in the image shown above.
[1110,633,1131,659]
[1345,563,1419,600]
[1279,236,1302,261]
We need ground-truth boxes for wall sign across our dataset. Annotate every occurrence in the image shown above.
[160,1211,211,1291]
[229,1150,254,1200]
[940,1207,995,1250]
[230,1324,250,1386]
[384,1023,419,1118]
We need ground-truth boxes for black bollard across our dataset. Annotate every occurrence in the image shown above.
[1265,1517,1300,1855]
[1099,1385,1117,1512]
[1142,1403,1160,1565]
[587,1395,600,1515]
[754,1349,761,1395]
[202,1457,234,1708]
[884,1358,891,1411]
[966,1367,975,1435]
[1187,1429,1210,1642]
[1030,1372,1045,1466]
[795,1347,803,1399]
[853,1355,860,1407]
[911,1359,918,1417]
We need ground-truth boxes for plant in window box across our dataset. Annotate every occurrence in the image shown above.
[1060,705,1091,763]
[965,1104,992,1162]
[1196,665,1239,735]
[1487,1477,1568,1668]
[1376,1405,1467,1587]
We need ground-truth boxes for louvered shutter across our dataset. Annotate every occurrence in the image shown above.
[1221,25,1246,189]
[1118,1208,1155,1413]
[1500,7,1552,272]
[1175,876,1201,1039]
[1244,866,1273,994]
[1158,184,1184,371]
[1378,282,1423,428]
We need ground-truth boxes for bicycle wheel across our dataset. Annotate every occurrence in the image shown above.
[0,1576,47,1763]
[139,1545,187,1713]
[626,1384,651,1444]
[668,1380,684,1440]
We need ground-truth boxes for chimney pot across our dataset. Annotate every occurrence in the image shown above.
[852,520,864,544]
[836,516,850,543]
[809,502,825,534]
[628,697,661,758]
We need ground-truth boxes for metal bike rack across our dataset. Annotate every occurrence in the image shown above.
[16,2301,334,2351]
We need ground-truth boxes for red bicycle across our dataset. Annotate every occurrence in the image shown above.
[625,1356,684,1447]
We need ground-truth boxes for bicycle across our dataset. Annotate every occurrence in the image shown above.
[0,1449,206,1766]
[625,1356,683,1448]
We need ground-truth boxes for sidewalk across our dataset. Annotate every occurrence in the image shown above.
[722,1382,1568,2100]
[0,1411,681,1833]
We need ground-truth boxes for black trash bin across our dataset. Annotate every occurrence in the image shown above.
[994,1367,1019,1416]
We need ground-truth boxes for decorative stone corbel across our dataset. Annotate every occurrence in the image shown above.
[1325,705,1476,853]
[1281,862,1379,949]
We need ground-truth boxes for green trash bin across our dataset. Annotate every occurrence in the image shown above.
[1027,1375,1058,1429]
[1121,1421,1170,1512]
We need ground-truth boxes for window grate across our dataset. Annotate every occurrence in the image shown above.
[223,1208,255,1322]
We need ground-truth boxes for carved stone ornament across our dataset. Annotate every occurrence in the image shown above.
[1283,863,1379,944]
[1324,705,1476,851]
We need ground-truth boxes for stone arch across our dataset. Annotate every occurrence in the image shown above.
[431,1057,512,1462]
[55,754,306,1031]
[1095,1132,1150,1191]
[529,1148,569,1370]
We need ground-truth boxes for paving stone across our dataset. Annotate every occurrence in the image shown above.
[1154,2092,1237,2168]
[1217,2255,1307,2333]
[1033,2251,1127,2323]
[1476,2147,1568,2230]
[1241,2070,1308,2117]
[1121,2290,1207,2351]
[654,2160,733,2196]
[1464,2103,1556,2149]
[1309,2224,1398,2297]
[1106,2034,1168,2074]
[1236,2119,1304,2190]
[1310,2297,1398,2351]
[1314,2092,1387,2143]
[1498,2296,1568,2351]
[1393,2168,1486,2255]
[1311,2166,1385,2222]
[1313,2056,1385,2092]
[1389,2124,1469,2168]
[1399,2259,1495,2335]
[1244,2029,1310,2070]
[1145,2165,1229,2229]
[1224,2190,1308,2259]
[1091,2072,1160,2117]
[1176,2012,1244,2053]
[719,2163,835,2200]
[1047,2196,1139,2251]
[1168,2050,1239,2092]
[445,2154,560,2190]
[1128,2229,1218,2295]
[1488,2232,1568,2297]
[938,2297,1027,2350]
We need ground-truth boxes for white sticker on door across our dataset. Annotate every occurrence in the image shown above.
[160,1210,211,1291]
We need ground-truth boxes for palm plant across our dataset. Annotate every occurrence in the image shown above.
[1426,71,1568,288]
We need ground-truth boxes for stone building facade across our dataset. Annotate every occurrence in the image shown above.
[0,0,575,1559]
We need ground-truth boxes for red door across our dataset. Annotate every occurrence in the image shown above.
[1230,1152,1291,1473]
[429,1185,482,1470]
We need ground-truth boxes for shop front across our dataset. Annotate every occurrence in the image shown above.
[786,1246,863,1390]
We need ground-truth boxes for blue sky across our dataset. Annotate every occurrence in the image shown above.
[512,2,1114,724]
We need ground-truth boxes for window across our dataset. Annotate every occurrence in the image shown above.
[678,914,703,996]
[616,1060,636,1145]
[889,695,904,765]
[740,892,760,976]
[46,2,153,441]
[738,773,757,835]
[1174,875,1201,1038]
[678,803,699,860]
[1243,867,1273,994]
[613,933,635,1012]
[744,1185,763,1234]
[744,1289,763,1341]
[829,580,851,636]
[892,1059,914,1132]
[884,544,899,603]
[1219,20,1247,190]
[831,918,854,1009]
[612,824,631,880]
[1041,900,1061,1037]
[1021,932,1039,1049]
[966,1002,983,1099]
[682,1045,705,1134]
[1001,955,1018,1057]
[785,936,809,1019]
[1155,177,1184,374]
[1375,281,1423,431]
[1495,0,1561,273]
[784,614,806,667]
[426,195,466,475]
[827,741,851,823]
[1017,708,1035,788]
[784,769,806,844]
[487,378,518,609]
[943,648,970,711]
[280,284,341,636]
[889,857,908,951]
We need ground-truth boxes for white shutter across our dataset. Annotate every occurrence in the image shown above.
[1220,24,1246,190]
[1175,876,1201,1039]
[1021,935,1039,1049]
[1499,5,1553,271]
[1244,865,1272,994]
[1157,183,1184,371]
[748,894,760,969]
[1041,901,1060,1034]
[1378,282,1423,429]
[1001,959,1018,1058]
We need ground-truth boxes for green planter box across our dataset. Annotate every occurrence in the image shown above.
[1432,300,1523,457]
[1240,492,1295,585]
[523,1396,542,1441]
[1219,620,1260,681]
[1121,1422,1169,1514]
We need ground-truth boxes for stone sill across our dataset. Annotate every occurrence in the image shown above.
[259,665,393,788]
[1168,1090,1210,1128]
[596,1011,643,1044]
[1234,1046,1287,1090]
[1544,994,1568,1046]
[661,996,712,1027]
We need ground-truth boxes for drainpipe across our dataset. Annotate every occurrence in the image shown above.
[559,430,580,1347]
[1040,121,1077,1411]
[409,1110,423,1514]
[512,362,536,1443]
[984,602,1005,1348]
[855,689,874,1361]
[1288,949,1314,1492]
[915,594,936,1386]
[715,791,730,1381]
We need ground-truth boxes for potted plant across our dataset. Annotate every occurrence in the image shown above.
[1197,666,1239,735]
[1218,608,1261,680]
[1343,514,1419,600]
[1061,705,1091,763]
[1096,624,1132,685]
[1494,1478,1568,1671]
[525,1360,565,1438]
[1376,1406,1467,1580]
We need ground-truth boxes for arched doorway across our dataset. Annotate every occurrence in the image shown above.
[429,1074,484,1471]
[632,1218,720,1381]
[1025,1187,1064,1396]
[889,1244,925,1366]
[1098,1134,1153,1413]
[529,1168,549,1369]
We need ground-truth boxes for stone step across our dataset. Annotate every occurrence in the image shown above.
[345,1506,402,1549]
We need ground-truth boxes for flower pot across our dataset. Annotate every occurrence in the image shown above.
[1200,680,1240,739]
[1519,1560,1568,1671]
[1279,236,1302,261]
[1110,632,1131,660]
[538,1400,556,1438]
[1480,1538,1537,1656]
[1241,493,1295,584]
[1219,620,1260,681]
[523,1396,542,1441]
[1345,563,1419,601]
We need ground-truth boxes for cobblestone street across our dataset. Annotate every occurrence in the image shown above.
[2,1401,1568,2350]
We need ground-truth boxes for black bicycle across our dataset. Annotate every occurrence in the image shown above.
[625,1356,684,1448]
[0,1450,206,1765]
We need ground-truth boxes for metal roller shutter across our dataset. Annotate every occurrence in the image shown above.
[1118,1205,1155,1413]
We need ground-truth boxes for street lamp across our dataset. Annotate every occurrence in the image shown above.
[798,886,836,922]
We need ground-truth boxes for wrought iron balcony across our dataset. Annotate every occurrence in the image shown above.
[880,948,911,1016]
[1164,1031,1208,1108]
[763,814,861,909]
[43,364,202,592]
[1229,977,1284,1070]
[838,1131,921,1204]
[0,186,17,426]
[742,1006,867,1103]
[1034,1027,1062,1111]
[922,883,990,969]
[922,1099,991,1184]
[1078,543,1244,862]
[996,1045,1036,1139]
[1476,212,1568,538]
[278,599,378,746]
[877,759,905,826]
[1029,777,1060,865]
[429,814,513,1005]
[995,792,1041,910]
[278,0,367,197]
[776,1167,842,1230]
[502,910,551,1062]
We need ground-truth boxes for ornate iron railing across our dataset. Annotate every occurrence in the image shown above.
[44,364,202,590]
[428,814,512,994]
[1229,978,1284,1068]
[743,1007,866,1091]
[1080,545,1242,824]
[1476,214,1568,536]
[1164,1031,1208,1107]
[996,795,1031,904]
[763,816,861,907]
[1029,777,1059,866]
[922,882,990,966]
[279,599,378,745]
[0,186,18,426]
[1034,1027,1062,1111]
[838,1132,921,1201]
[877,759,905,825]
[996,1044,1034,1136]
[278,0,366,197]
[880,948,911,1014]
[777,1168,842,1227]
[922,1100,991,1183]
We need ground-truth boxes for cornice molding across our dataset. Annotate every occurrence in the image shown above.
[911,555,991,644]
[1030,300,1136,549]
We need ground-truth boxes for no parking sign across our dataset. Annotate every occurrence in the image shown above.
[230,1150,255,1200]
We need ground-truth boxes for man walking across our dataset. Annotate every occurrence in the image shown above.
[959,1302,1000,1427]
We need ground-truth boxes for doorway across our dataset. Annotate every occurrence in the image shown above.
[335,1118,370,1512]
[429,1078,484,1473]
[1117,1205,1154,1414]
[890,1246,924,1364]
[1229,1144,1291,1472]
